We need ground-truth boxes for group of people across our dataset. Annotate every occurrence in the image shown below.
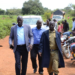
[57,20,69,35]
[9,16,65,75]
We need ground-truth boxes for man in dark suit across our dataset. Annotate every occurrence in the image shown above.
[39,21,65,75]
[9,16,33,75]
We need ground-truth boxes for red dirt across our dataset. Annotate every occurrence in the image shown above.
[0,36,75,75]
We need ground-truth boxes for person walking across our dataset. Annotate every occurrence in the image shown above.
[63,20,69,32]
[57,22,63,35]
[38,21,65,75]
[31,20,45,74]
[53,19,57,31]
[72,18,75,31]
[9,16,33,75]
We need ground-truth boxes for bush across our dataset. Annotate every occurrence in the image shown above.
[0,15,17,39]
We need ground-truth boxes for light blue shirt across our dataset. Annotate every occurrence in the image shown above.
[17,25,25,45]
[72,21,75,30]
[32,27,45,44]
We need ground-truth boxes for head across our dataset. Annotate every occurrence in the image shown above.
[46,19,49,26]
[12,23,16,25]
[48,18,51,21]
[36,20,42,29]
[17,16,23,27]
[64,20,67,23]
[49,21,55,31]
[53,19,56,22]
[58,22,60,25]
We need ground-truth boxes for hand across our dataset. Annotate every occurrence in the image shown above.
[39,52,42,56]
[10,45,14,49]
[28,45,33,50]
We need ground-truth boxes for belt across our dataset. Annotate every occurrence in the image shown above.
[17,44,26,47]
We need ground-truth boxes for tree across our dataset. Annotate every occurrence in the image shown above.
[72,5,75,13]
[0,9,5,15]
[6,9,22,15]
[22,0,44,15]
[43,10,51,20]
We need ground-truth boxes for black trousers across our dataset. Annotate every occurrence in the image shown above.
[30,44,43,72]
[14,45,28,75]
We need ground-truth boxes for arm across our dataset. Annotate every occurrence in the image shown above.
[28,26,34,50]
[9,27,14,45]
[28,26,34,45]
[9,27,14,49]
[38,32,44,53]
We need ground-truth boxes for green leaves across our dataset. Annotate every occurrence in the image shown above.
[22,0,44,15]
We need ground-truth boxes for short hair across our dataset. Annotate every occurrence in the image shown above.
[36,20,42,24]
[49,21,55,26]
[17,16,23,21]
[58,22,60,25]
[53,19,56,22]
[48,18,51,21]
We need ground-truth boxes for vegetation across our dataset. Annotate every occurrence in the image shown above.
[22,0,44,15]
[0,0,75,39]
[0,15,17,39]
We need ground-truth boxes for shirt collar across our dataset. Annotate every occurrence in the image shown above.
[35,27,42,30]
[17,24,24,27]
[49,30,55,33]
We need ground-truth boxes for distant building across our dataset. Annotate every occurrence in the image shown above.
[53,9,65,18]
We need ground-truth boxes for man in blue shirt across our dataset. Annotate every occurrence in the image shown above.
[31,20,45,74]
[9,16,33,75]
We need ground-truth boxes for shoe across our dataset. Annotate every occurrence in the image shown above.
[39,71,43,75]
[55,74,58,75]
[49,72,53,75]
[34,68,37,73]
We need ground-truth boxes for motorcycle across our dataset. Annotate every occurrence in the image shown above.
[68,36,75,64]
[61,31,71,59]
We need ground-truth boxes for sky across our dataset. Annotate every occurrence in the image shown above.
[0,0,75,10]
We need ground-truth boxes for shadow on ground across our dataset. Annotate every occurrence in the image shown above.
[65,60,75,68]
[0,45,3,47]
[27,73,40,75]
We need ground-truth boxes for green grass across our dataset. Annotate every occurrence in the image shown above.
[0,15,17,39]
[0,14,73,39]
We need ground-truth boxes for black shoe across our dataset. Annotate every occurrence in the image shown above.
[55,74,58,75]
[34,68,37,73]
[39,71,43,75]
[49,72,53,75]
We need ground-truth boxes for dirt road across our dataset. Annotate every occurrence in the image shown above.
[0,36,75,75]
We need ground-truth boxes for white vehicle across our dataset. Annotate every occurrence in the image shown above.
[23,15,45,29]
[52,15,63,22]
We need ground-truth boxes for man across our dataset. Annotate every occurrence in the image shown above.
[31,20,45,74]
[63,20,69,32]
[9,16,33,75]
[53,19,57,31]
[39,21,65,75]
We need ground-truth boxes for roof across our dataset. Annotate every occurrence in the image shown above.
[53,9,65,15]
